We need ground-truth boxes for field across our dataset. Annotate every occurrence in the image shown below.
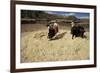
[21,24,89,63]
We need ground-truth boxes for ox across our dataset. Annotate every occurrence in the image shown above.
[47,22,59,40]
[71,22,85,39]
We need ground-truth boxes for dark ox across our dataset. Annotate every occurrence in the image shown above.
[71,25,85,39]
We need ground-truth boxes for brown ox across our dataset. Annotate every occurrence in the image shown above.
[47,22,59,39]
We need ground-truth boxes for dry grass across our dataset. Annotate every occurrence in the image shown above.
[21,24,89,63]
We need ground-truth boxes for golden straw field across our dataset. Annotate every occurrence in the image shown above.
[21,24,89,63]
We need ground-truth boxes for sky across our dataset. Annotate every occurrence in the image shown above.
[45,11,90,19]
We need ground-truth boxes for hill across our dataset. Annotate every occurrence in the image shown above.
[21,10,89,26]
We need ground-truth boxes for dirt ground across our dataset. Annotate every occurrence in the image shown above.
[21,24,89,63]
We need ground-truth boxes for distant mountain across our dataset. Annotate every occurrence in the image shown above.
[21,10,89,24]
[21,10,62,20]
[66,15,79,22]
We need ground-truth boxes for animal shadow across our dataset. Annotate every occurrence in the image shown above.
[52,32,67,40]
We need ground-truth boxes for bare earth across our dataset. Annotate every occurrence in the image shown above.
[21,24,89,63]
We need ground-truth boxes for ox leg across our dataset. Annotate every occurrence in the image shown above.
[72,35,74,39]
[80,31,84,38]
[82,32,84,38]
